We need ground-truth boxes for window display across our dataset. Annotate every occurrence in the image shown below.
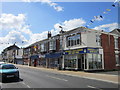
[88,54,102,69]
[64,55,77,69]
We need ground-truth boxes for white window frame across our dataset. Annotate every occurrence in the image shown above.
[114,37,118,49]
[115,54,120,66]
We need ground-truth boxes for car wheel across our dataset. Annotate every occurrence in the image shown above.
[2,77,5,83]
[15,76,19,81]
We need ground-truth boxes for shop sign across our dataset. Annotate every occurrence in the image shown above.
[64,49,84,55]
[64,48,99,55]
[86,48,99,53]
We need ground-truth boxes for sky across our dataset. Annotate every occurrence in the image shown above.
[0,0,119,54]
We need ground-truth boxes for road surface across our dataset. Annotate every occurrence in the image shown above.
[0,65,119,89]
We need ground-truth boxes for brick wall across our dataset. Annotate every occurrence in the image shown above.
[118,37,120,69]
[101,33,116,70]
[56,39,60,52]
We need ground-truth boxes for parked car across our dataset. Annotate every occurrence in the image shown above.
[0,61,5,65]
[0,64,19,82]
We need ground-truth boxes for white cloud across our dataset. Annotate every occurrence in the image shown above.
[93,23,118,31]
[0,13,30,51]
[0,13,86,53]
[22,0,63,12]
[0,13,25,31]
[54,18,86,32]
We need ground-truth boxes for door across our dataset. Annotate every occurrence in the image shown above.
[78,54,84,70]
[81,54,84,70]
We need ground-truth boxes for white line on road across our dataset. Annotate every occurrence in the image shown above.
[59,73,118,84]
[88,85,96,88]
[88,85,103,90]
[46,75,68,82]
[21,82,31,88]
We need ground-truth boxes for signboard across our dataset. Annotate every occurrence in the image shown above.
[64,48,99,55]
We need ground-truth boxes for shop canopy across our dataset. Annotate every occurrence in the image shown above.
[30,55,39,60]
[45,52,62,59]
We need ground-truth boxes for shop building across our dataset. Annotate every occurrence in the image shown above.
[45,32,62,69]
[61,27,104,71]
[23,46,31,65]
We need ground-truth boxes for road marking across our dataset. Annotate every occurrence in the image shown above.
[46,75,68,82]
[88,85,103,90]
[58,73,118,84]
[15,64,118,84]
[88,85,96,88]
[21,82,31,88]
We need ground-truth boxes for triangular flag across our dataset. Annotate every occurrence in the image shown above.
[100,15,103,18]
[106,9,111,11]
[112,4,116,7]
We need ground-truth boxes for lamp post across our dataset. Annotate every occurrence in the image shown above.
[59,26,64,70]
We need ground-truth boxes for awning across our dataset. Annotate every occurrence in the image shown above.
[30,55,39,59]
[45,52,62,59]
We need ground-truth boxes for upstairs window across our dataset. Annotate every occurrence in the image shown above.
[40,43,46,52]
[96,35,101,46]
[66,34,81,47]
[49,40,56,50]
[115,54,120,66]
[114,38,118,49]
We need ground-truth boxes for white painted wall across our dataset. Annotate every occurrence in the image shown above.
[64,29,102,50]
[86,31,97,47]
[15,48,23,58]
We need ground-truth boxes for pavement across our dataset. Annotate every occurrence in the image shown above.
[13,64,119,84]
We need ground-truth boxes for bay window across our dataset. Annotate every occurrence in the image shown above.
[66,34,81,47]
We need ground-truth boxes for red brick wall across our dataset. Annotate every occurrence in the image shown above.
[56,39,60,52]
[101,33,116,70]
[118,37,120,69]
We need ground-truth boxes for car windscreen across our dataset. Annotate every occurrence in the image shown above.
[2,65,16,69]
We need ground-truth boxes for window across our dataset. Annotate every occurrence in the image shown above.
[114,38,118,49]
[88,54,102,69]
[41,44,45,52]
[96,35,101,46]
[116,54,120,65]
[60,39,63,49]
[49,40,56,50]
[66,34,81,47]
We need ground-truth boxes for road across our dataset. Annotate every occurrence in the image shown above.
[0,65,119,89]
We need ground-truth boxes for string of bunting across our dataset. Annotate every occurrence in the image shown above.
[85,0,120,28]
[0,0,119,45]
[0,41,25,45]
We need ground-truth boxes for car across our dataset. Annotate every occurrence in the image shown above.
[0,61,5,65]
[0,64,19,82]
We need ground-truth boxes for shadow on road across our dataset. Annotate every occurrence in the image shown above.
[1,78,23,83]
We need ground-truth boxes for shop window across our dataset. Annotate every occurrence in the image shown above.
[64,55,77,69]
[88,54,102,69]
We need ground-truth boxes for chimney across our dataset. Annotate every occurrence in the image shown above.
[48,31,51,38]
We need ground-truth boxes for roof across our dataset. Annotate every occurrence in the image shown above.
[110,28,120,36]
[3,44,20,51]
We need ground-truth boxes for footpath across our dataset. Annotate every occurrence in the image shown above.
[13,64,119,84]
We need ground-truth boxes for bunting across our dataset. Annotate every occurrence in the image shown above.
[85,0,119,28]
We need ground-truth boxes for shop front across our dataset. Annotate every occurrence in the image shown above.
[39,54,46,67]
[30,55,39,67]
[63,47,104,71]
[45,52,62,69]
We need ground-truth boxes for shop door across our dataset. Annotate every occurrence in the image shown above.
[78,54,84,70]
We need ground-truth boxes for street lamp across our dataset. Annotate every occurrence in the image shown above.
[59,26,64,70]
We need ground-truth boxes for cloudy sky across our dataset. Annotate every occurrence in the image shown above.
[0,0,119,53]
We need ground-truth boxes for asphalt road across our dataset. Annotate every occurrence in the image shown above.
[0,65,119,89]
